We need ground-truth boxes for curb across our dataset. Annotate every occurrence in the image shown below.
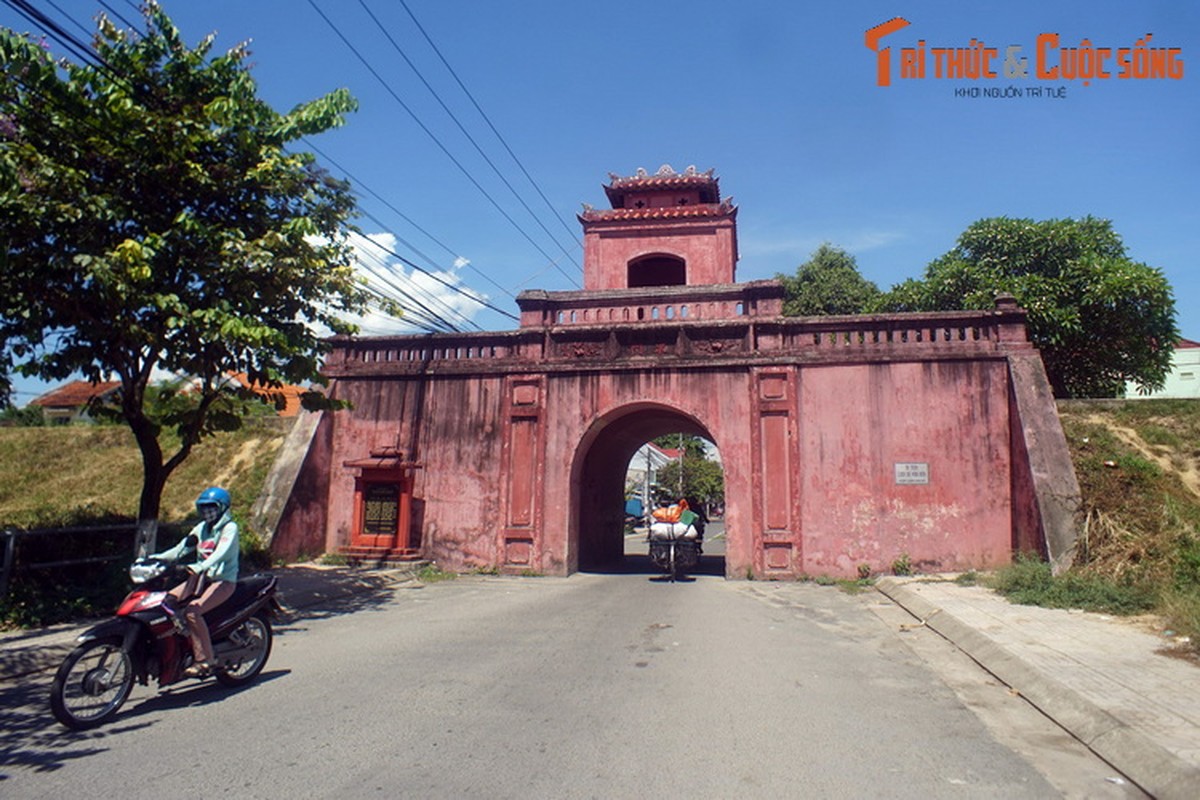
[876,576,1200,800]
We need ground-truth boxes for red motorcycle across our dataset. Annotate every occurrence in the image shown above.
[49,556,280,730]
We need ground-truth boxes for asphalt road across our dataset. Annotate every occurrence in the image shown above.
[2,567,1133,798]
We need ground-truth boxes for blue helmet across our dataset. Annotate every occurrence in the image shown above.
[196,486,231,517]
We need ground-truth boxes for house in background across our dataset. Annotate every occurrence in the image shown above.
[624,442,678,506]
[1126,339,1200,399]
[29,380,121,424]
[228,373,306,417]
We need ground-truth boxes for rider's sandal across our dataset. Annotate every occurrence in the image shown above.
[183,661,211,678]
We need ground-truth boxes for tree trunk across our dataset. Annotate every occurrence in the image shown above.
[130,412,168,557]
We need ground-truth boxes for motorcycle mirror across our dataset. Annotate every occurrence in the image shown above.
[185,533,199,548]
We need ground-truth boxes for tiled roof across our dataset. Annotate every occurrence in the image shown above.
[609,174,717,190]
[230,373,306,417]
[1178,339,1200,349]
[580,202,736,223]
[30,380,121,408]
[603,165,722,206]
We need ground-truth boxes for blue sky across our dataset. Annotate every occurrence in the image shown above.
[4,0,1196,402]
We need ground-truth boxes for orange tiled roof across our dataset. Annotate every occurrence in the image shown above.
[580,202,736,223]
[603,165,722,207]
[230,373,305,417]
[30,380,121,409]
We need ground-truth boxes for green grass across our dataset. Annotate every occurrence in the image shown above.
[0,418,291,527]
[988,554,1156,616]
[1032,400,1200,647]
[416,563,457,583]
[0,418,291,628]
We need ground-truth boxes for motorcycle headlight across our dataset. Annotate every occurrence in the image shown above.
[129,560,165,584]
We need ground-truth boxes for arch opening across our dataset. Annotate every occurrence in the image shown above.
[571,405,724,576]
[627,253,686,288]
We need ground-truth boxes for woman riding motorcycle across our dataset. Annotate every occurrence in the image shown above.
[152,487,240,677]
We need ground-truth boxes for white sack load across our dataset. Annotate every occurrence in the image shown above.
[649,522,698,540]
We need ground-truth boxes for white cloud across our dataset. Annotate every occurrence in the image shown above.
[347,232,488,335]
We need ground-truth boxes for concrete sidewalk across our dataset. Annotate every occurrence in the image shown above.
[0,563,418,682]
[877,576,1200,800]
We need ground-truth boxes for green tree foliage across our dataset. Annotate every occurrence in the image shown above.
[652,435,724,509]
[0,4,372,548]
[777,244,882,316]
[0,403,44,426]
[875,217,1177,398]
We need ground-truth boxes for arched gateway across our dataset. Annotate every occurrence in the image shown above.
[266,166,1081,579]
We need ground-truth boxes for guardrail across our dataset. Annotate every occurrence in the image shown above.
[0,523,187,601]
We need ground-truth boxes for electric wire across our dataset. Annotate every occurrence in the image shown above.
[6,2,519,327]
[96,0,137,30]
[302,137,517,301]
[395,0,583,250]
[353,243,470,333]
[355,208,519,322]
[303,0,581,289]
[40,0,91,38]
[355,0,581,274]
[2,0,111,72]
[351,230,480,332]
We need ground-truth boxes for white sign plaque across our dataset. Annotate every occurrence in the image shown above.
[894,462,930,485]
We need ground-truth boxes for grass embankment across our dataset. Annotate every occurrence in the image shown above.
[0,419,290,627]
[994,399,1200,650]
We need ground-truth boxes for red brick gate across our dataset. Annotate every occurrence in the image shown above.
[269,167,1079,578]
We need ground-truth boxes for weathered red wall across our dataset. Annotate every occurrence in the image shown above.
[290,297,1077,579]
[583,218,738,290]
[795,361,1012,575]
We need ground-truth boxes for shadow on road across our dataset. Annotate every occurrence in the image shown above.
[271,567,412,634]
[581,552,725,579]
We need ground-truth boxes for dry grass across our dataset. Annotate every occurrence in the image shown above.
[0,418,291,528]
[1055,400,1200,646]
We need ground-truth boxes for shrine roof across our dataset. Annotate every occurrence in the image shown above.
[579,201,736,223]
[603,165,722,206]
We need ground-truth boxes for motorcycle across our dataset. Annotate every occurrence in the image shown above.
[49,556,280,730]
[647,506,704,581]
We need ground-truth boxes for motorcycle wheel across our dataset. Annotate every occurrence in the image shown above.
[215,612,272,687]
[50,637,134,730]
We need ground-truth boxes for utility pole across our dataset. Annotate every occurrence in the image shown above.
[677,433,685,497]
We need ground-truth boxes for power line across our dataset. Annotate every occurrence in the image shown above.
[354,209,519,322]
[395,0,583,251]
[302,137,517,301]
[352,235,481,333]
[96,0,137,30]
[303,0,580,288]
[355,0,580,274]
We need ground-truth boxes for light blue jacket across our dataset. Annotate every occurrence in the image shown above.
[153,512,240,583]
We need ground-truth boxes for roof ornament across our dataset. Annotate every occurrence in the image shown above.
[655,164,676,176]
[635,167,648,177]
[683,165,698,176]
[607,172,622,182]
[581,203,594,212]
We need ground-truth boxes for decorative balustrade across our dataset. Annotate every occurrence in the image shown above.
[324,295,1030,377]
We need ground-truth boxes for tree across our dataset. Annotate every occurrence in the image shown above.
[652,435,724,510]
[874,217,1178,398]
[0,4,373,551]
[777,244,882,316]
